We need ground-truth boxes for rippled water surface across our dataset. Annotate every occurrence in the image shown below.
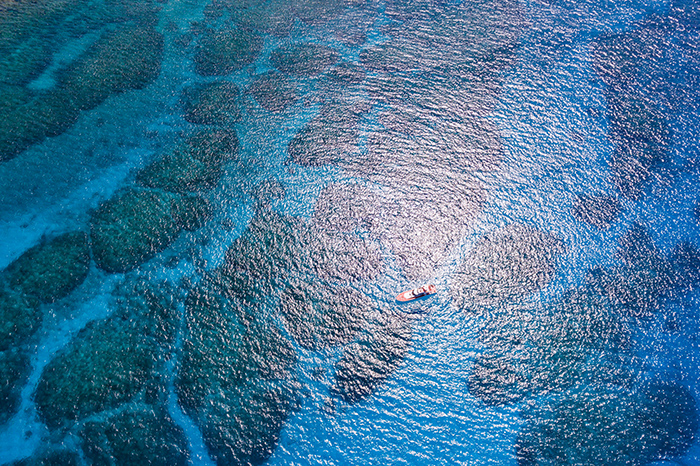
[1,0,700,464]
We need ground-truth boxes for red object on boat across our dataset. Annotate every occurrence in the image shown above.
[396,284,437,302]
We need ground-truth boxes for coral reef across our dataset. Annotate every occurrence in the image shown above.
[279,280,371,351]
[270,43,340,77]
[249,71,299,112]
[586,224,673,317]
[34,281,179,429]
[2,232,90,303]
[451,224,566,310]
[287,100,368,167]
[331,313,412,404]
[81,406,189,466]
[58,25,164,112]
[0,289,41,352]
[181,81,242,125]
[176,286,298,466]
[90,189,183,273]
[572,194,622,229]
[516,383,699,465]
[137,129,240,194]
[0,348,31,426]
[194,27,263,76]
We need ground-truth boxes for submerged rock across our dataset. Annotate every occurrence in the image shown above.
[0,348,31,425]
[572,194,622,229]
[137,128,240,194]
[451,224,566,310]
[331,313,412,404]
[249,71,299,112]
[59,25,164,111]
[194,27,263,76]
[81,406,189,466]
[270,43,339,77]
[3,232,90,303]
[181,81,242,125]
[90,189,182,273]
[279,280,371,351]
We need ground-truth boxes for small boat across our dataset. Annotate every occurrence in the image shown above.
[396,284,437,302]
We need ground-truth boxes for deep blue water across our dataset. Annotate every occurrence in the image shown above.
[1,0,700,465]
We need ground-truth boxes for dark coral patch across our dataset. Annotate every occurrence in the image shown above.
[0,289,41,352]
[90,189,182,273]
[3,232,90,303]
[572,194,622,229]
[468,353,527,406]
[538,289,630,351]
[292,0,349,25]
[176,286,298,466]
[194,27,263,76]
[331,313,412,404]
[0,85,80,161]
[35,283,178,429]
[270,42,340,77]
[0,348,31,425]
[249,71,299,112]
[0,36,50,86]
[517,382,699,465]
[176,287,297,412]
[641,382,699,458]
[172,195,212,232]
[327,62,366,85]
[451,224,566,310]
[670,242,700,292]
[137,128,240,194]
[199,385,296,466]
[591,24,674,200]
[58,25,164,112]
[217,210,315,285]
[81,407,189,466]
[15,449,81,466]
[587,224,673,317]
[34,318,160,429]
[312,182,376,233]
[287,100,368,167]
[181,81,242,125]
[279,280,371,351]
[310,231,383,284]
[227,0,296,36]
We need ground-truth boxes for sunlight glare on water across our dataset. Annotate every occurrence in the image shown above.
[0,0,700,464]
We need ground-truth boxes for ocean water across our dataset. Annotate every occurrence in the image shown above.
[1,0,700,465]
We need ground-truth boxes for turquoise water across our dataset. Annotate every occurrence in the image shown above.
[1,0,700,464]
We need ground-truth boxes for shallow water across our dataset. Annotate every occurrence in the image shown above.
[1,0,700,464]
